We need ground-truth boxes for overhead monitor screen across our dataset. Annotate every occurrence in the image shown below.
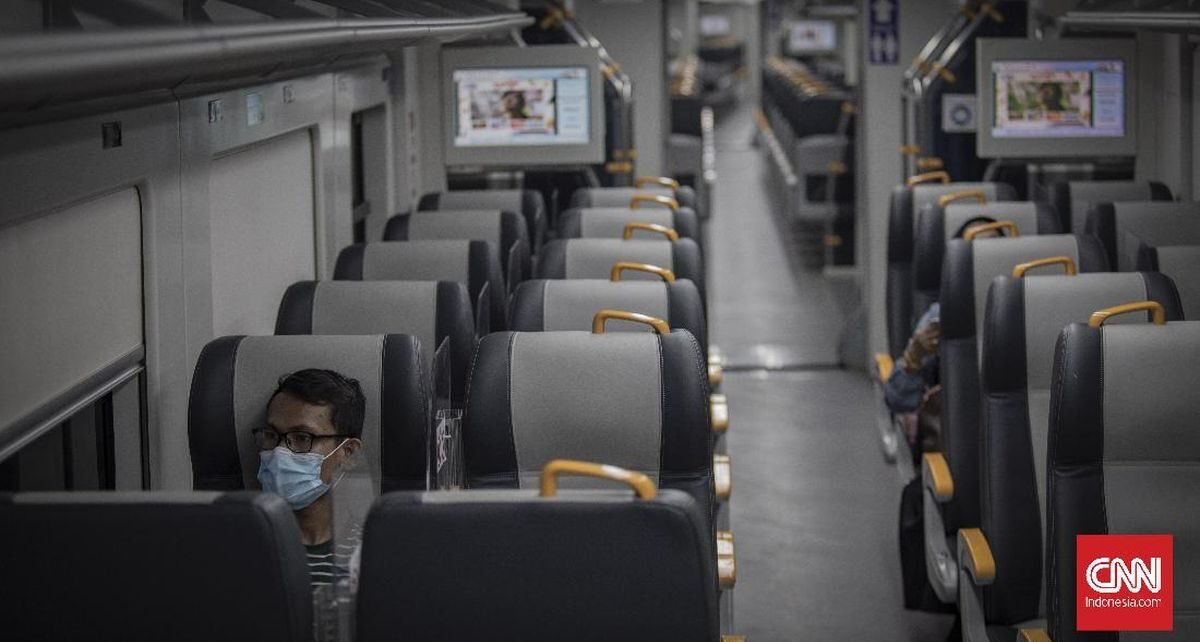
[700,15,732,37]
[452,66,590,148]
[991,59,1125,139]
[787,20,837,53]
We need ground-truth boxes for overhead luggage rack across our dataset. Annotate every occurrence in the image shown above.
[0,2,532,116]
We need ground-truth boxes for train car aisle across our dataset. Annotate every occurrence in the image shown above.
[710,104,951,640]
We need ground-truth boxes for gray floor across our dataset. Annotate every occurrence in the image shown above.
[710,104,953,640]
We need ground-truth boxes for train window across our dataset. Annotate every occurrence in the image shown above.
[0,370,147,491]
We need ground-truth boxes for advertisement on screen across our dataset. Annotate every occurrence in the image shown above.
[992,60,1125,139]
[452,66,590,148]
[787,20,837,54]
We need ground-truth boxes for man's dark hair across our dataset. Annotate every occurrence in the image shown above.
[954,215,1001,239]
[270,369,366,438]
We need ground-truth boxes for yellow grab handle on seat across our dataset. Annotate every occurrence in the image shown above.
[708,362,724,387]
[936,189,987,208]
[539,460,657,499]
[622,222,679,242]
[899,144,921,156]
[1012,256,1076,278]
[630,194,679,212]
[1018,629,1051,642]
[610,261,675,283]
[906,170,949,186]
[592,309,670,335]
[635,176,680,190]
[923,452,954,500]
[959,528,997,584]
[717,530,737,588]
[916,157,944,170]
[1088,301,1167,328]
[963,220,1019,241]
[711,393,729,433]
[874,352,895,382]
[714,454,732,501]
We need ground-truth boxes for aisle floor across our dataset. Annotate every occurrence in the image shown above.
[710,104,952,640]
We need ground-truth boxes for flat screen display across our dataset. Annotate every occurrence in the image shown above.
[700,15,731,37]
[991,59,1125,139]
[787,20,837,54]
[452,66,590,148]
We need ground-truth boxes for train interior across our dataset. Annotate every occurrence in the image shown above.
[1,1,1198,640]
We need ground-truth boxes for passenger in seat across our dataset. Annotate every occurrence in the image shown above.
[884,217,1002,456]
[253,369,365,589]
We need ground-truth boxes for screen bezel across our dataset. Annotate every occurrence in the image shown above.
[442,44,606,167]
[976,38,1137,159]
[785,20,839,55]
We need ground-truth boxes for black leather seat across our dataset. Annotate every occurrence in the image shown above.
[558,205,701,243]
[357,465,719,642]
[1083,201,1200,270]
[334,240,508,331]
[538,238,707,306]
[188,334,431,492]
[885,180,1016,357]
[923,233,1108,603]
[1044,318,1200,641]
[383,209,531,285]
[912,201,1060,315]
[463,325,714,521]
[275,280,475,404]
[1048,179,1172,233]
[1137,243,1200,319]
[571,181,699,213]
[0,491,311,642]
[419,188,546,249]
[956,272,1183,639]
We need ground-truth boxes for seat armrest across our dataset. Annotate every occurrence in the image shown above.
[711,394,729,433]
[873,352,894,382]
[717,531,737,589]
[922,452,954,502]
[1019,629,1051,642]
[958,528,996,585]
[714,454,732,501]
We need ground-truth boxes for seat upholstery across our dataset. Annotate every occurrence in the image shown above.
[462,330,715,530]
[419,188,546,249]
[510,279,708,356]
[538,238,707,304]
[1048,179,1172,233]
[188,334,431,492]
[1138,244,1200,319]
[1084,201,1200,270]
[275,280,475,404]
[557,206,701,243]
[975,272,1182,630]
[383,209,531,284]
[938,235,1107,535]
[571,184,699,213]
[334,240,507,331]
[0,491,311,642]
[912,201,1060,309]
[356,488,718,642]
[885,181,1017,356]
[1047,321,1200,641]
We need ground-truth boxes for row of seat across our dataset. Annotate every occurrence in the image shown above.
[877,173,1200,640]
[1,179,740,641]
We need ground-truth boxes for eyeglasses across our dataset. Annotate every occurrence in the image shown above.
[252,428,349,454]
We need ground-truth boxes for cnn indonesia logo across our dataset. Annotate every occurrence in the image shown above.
[1077,534,1173,631]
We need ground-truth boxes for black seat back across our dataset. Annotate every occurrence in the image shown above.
[1048,179,1172,233]
[0,491,311,642]
[420,188,546,248]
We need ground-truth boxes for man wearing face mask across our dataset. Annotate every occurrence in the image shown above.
[252,369,365,589]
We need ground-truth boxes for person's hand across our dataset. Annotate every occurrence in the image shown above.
[902,322,940,371]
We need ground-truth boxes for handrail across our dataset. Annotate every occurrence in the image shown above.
[0,13,534,110]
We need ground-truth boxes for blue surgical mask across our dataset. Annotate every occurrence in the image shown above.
[257,439,347,511]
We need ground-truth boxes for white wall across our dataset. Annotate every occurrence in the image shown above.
[571,0,669,176]
[856,0,954,364]
[1135,32,1193,200]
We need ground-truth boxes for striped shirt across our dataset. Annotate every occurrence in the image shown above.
[305,526,362,590]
